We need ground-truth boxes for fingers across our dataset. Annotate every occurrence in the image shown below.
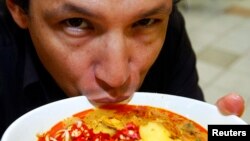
[216,93,245,117]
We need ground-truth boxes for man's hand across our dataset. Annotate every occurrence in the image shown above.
[216,93,245,117]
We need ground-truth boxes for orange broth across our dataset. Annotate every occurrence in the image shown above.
[37,104,208,141]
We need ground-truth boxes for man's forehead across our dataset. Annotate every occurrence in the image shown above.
[41,0,172,20]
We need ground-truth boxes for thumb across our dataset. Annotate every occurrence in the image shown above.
[216,93,245,117]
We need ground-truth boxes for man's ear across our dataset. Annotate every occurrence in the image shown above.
[6,0,28,29]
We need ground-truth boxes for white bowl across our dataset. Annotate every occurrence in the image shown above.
[1,92,247,141]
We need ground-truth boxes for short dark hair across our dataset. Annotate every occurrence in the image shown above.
[12,0,181,12]
[12,0,29,12]
[174,0,182,4]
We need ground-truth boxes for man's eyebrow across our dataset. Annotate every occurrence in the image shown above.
[43,3,171,21]
[44,3,99,20]
[139,4,172,18]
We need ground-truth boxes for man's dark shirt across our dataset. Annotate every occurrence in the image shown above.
[0,4,204,136]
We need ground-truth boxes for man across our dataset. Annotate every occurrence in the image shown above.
[0,0,245,136]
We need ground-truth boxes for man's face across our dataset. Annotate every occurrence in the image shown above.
[24,0,172,103]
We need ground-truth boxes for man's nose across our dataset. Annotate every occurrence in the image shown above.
[94,31,130,89]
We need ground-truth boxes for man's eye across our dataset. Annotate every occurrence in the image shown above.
[65,18,88,28]
[62,18,93,37]
[133,18,158,27]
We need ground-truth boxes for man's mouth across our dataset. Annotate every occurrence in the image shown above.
[87,94,134,106]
